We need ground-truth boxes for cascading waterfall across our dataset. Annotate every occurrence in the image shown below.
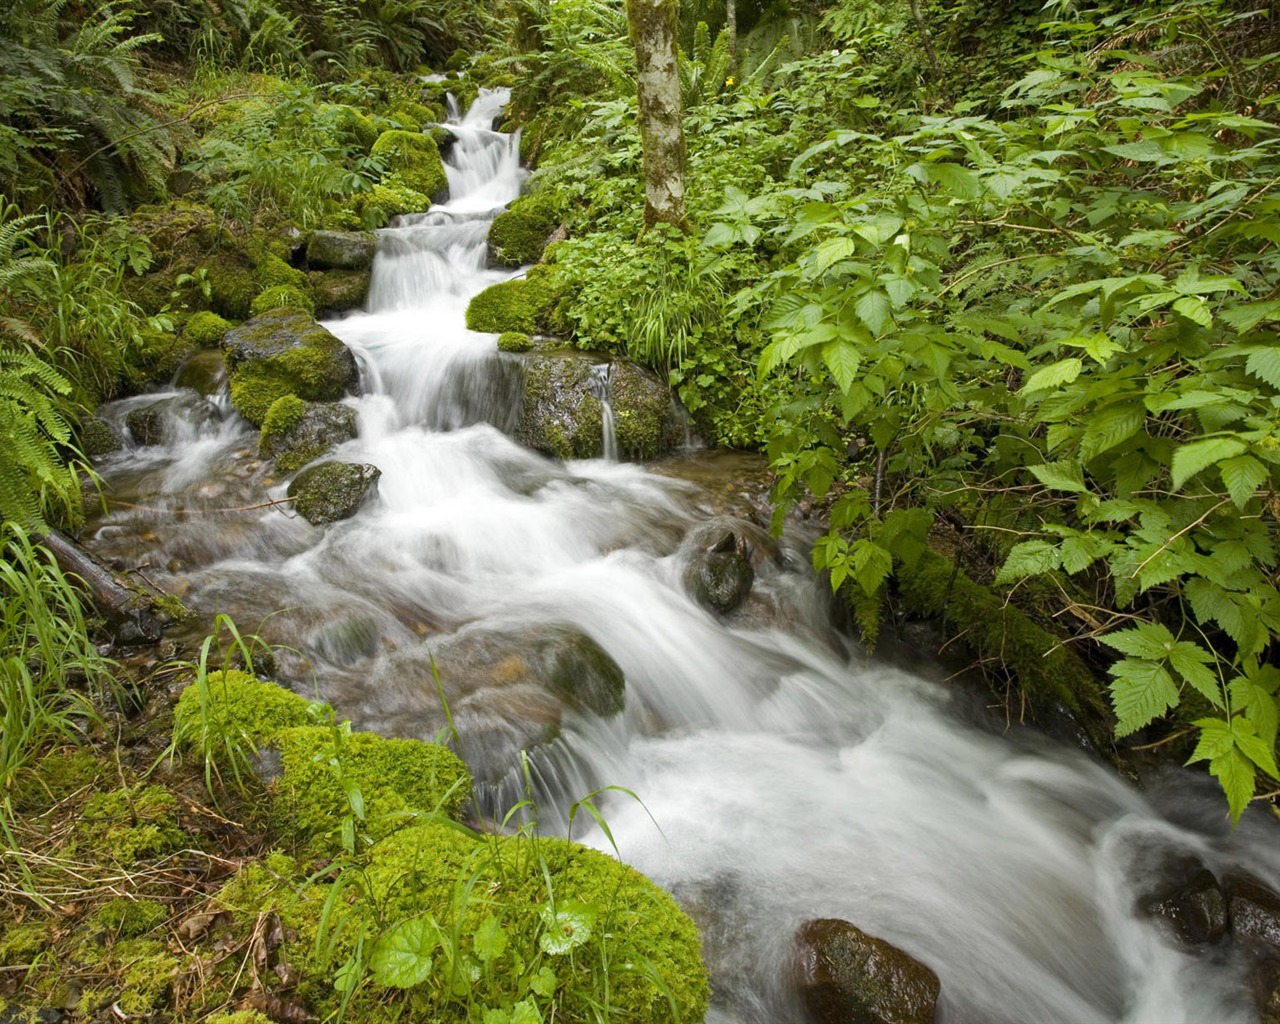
[85,91,1280,1024]
[587,362,618,461]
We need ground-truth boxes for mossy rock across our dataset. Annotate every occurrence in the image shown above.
[126,327,198,391]
[513,353,604,460]
[250,284,315,317]
[223,308,361,426]
[465,264,566,335]
[255,250,308,291]
[370,130,448,203]
[79,417,122,459]
[342,180,431,228]
[73,785,188,865]
[895,548,1112,749]
[488,193,558,268]
[259,396,359,473]
[386,100,436,132]
[308,268,371,315]
[286,460,380,524]
[206,250,259,321]
[274,727,471,840]
[611,360,681,460]
[327,103,380,151]
[363,822,710,1024]
[183,310,234,347]
[306,230,377,271]
[497,331,534,352]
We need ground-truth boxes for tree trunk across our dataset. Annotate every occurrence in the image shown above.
[41,529,165,645]
[627,0,689,232]
[726,0,737,74]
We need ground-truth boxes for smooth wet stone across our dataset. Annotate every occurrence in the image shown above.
[789,918,940,1024]
[286,461,380,525]
[259,399,358,474]
[1229,874,1280,954]
[1140,867,1228,946]
[172,348,228,396]
[306,229,377,270]
[124,393,219,447]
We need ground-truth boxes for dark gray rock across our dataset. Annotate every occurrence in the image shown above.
[610,359,683,460]
[1141,867,1228,946]
[79,417,122,459]
[286,461,380,525]
[306,229,377,270]
[1229,874,1280,955]
[260,400,358,474]
[308,268,371,316]
[124,393,219,447]
[514,352,605,460]
[680,519,769,615]
[788,918,940,1024]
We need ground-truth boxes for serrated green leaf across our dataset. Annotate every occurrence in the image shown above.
[1187,717,1235,763]
[851,213,903,246]
[921,162,980,198]
[1079,402,1145,459]
[822,340,861,394]
[1098,622,1175,660]
[1021,358,1083,394]
[1232,720,1280,780]
[1103,139,1169,163]
[1209,745,1255,825]
[1029,460,1087,493]
[1167,642,1223,708]
[850,537,893,596]
[1220,454,1267,510]
[539,902,595,955]
[1109,658,1179,737]
[1230,666,1280,748]
[995,539,1061,583]
[1170,436,1248,490]
[370,917,438,989]
[529,965,557,998]
[810,236,859,273]
[1173,295,1212,327]
[1060,534,1100,574]
[1245,346,1280,389]
[1220,299,1280,332]
[854,289,892,335]
[511,999,543,1024]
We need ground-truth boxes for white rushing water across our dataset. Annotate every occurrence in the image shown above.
[88,90,1280,1023]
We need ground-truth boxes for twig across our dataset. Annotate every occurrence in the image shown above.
[1131,728,1196,750]
[1128,498,1229,578]
[107,497,296,515]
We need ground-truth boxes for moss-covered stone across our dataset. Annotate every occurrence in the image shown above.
[465,264,566,335]
[341,180,431,228]
[223,308,361,426]
[206,251,259,321]
[259,396,359,473]
[255,250,309,291]
[386,100,436,132]
[308,268,371,314]
[497,330,534,352]
[286,460,380,524]
[174,670,315,759]
[126,327,198,391]
[306,230,377,271]
[611,360,680,460]
[514,354,604,460]
[183,310,234,347]
[895,548,1112,747]
[488,193,558,267]
[370,130,448,202]
[363,822,709,1024]
[328,104,380,151]
[79,417,122,459]
[250,284,315,317]
[275,727,471,840]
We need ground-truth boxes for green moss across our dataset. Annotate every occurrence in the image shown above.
[96,898,168,938]
[896,549,1111,742]
[308,268,370,313]
[206,1012,275,1024]
[329,104,380,151]
[206,253,258,321]
[255,251,309,291]
[275,726,471,841]
[364,823,709,1024]
[126,327,196,391]
[259,394,307,448]
[0,922,49,966]
[370,130,448,201]
[109,938,183,1015]
[497,331,534,352]
[174,669,316,759]
[151,592,190,623]
[250,284,316,317]
[78,418,122,460]
[343,180,431,228]
[387,101,436,132]
[466,265,566,335]
[260,398,358,473]
[76,785,188,865]
[183,310,234,346]
[11,748,105,814]
[488,194,558,267]
[610,363,674,460]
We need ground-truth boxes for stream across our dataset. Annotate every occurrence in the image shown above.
[86,89,1280,1023]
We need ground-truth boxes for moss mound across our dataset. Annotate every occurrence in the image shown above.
[250,283,316,317]
[341,180,431,228]
[173,669,316,758]
[497,330,534,352]
[370,129,448,201]
[466,265,566,335]
[488,193,558,267]
[183,310,234,346]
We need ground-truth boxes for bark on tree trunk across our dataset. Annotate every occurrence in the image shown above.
[627,0,689,232]
[726,0,737,73]
[41,529,165,644]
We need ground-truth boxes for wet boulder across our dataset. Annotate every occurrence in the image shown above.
[222,308,361,426]
[286,461,380,525]
[79,417,122,459]
[680,520,762,615]
[173,349,228,396]
[305,229,377,270]
[514,353,605,460]
[308,269,371,317]
[611,360,684,460]
[1229,874,1280,955]
[488,193,558,268]
[788,918,940,1024]
[259,396,359,474]
[1139,867,1228,946]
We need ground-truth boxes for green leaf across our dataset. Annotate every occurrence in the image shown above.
[919,162,980,199]
[1208,745,1255,825]
[1172,295,1212,327]
[850,213,903,246]
[529,965,557,999]
[370,917,438,989]
[1078,402,1145,459]
[1220,299,1280,332]
[850,537,893,596]
[854,289,892,335]
[1245,346,1280,389]
[473,915,508,963]
[1230,665,1280,748]
[995,540,1061,583]
[1098,622,1175,660]
[1103,139,1169,163]
[1109,658,1179,737]
[1029,460,1087,493]
[539,902,595,955]
[1170,436,1248,490]
[1167,642,1223,708]
[1220,455,1267,510]
[822,340,861,394]
[1021,358,1083,394]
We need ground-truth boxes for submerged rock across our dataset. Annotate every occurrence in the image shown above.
[788,918,940,1024]
[124,393,220,447]
[679,519,771,615]
[222,308,361,426]
[1139,866,1228,946]
[172,348,228,396]
[286,461,380,525]
[1229,874,1280,955]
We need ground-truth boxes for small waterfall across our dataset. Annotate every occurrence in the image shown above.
[587,363,617,461]
[81,92,1280,1024]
